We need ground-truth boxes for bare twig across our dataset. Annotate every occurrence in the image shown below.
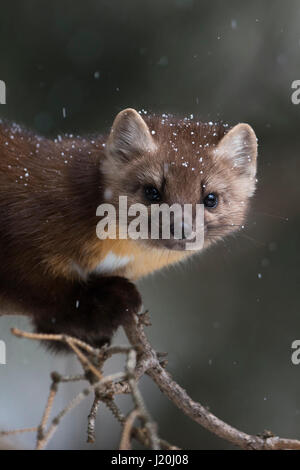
[0,427,38,437]
[37,380,58,444]
[87,393,102,444]
[11,328,98,355]
[125,349,160,450]
[36,371,126,450]
[119,409,142,450]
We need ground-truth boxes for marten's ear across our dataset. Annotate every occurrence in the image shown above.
[106,108,156,161]
[215,123,258,179]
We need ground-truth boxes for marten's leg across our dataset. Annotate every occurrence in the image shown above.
[28,275,142,352]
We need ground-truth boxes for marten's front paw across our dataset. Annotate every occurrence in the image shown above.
[90,275,142,328]
[77,276,141,349]
[94,276,142,327]
[32,276,142,352]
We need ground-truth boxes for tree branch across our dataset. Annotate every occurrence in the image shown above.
[124,312,300,450]
[1,312,300,450]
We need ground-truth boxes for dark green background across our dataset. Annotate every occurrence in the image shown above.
[0,0,300,450]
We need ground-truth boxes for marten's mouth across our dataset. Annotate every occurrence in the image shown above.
[140,236,203,252]
[162,240,188,251]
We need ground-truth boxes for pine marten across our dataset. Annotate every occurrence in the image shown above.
[0,108,257,351]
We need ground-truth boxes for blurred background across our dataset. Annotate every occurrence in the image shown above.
[0,0,300,450]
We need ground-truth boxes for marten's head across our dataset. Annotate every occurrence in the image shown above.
[101,108,257,251]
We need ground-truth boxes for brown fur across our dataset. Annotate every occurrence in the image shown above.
[0,110,257,351]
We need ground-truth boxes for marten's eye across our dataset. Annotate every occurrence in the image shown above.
[144,185,161,203]
[203,193,218,209]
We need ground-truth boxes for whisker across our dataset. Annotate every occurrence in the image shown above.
[205,222,266,248]
[206,223,242,230]
[252,210,288,222]
[238,233,266,247]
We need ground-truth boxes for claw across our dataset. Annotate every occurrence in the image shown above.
[157,351,168,358]
[138,310,152,327]
[258,429,275,439]
[159,359,168,368]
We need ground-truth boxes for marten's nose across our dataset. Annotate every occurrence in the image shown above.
[170,223,184,238]
[170,222,192,239]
